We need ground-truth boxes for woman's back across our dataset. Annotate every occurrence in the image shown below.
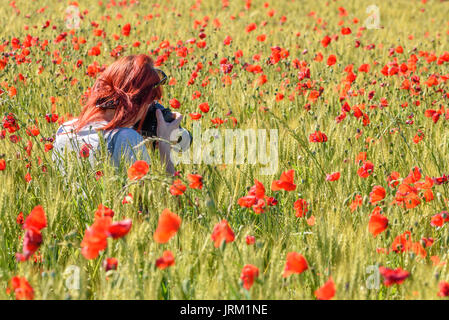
[53,119,151,170]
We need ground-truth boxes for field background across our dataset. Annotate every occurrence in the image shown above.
[1,0,449,299]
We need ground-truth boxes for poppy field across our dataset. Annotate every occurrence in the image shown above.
[2,0,449,300]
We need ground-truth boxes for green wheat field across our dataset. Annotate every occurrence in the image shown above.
[1,0,449,300]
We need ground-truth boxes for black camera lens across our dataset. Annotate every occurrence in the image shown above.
[135,102,192,148]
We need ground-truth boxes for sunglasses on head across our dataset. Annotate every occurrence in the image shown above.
[153,68,167,88]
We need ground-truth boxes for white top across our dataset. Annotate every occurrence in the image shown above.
[52,119,151,171]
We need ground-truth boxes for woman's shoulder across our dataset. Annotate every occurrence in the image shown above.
[108,127,150,164]
[111,127,145,143]
[112,127,142,137]
[56,118,78,135]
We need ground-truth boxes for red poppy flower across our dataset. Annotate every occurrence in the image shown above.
[2,113,20,133]
[245,23,257,33]
[293,198,309,218]
[321,35,331,47]
[169,98,180,109]
[81,216,112,259]
[315,277,336,300]
[189,112,202,120]
[79,144,91,158]
[153,209,181,244]
[327,54,337,66]
[25,172,32,183]
[271,170,296,191]
[199,102,210,113]
[394,183,421,209]
[107,219,132,239]
[357,160,374,178]
[211,220,235,248]
[358,64,370,73]
[392,230,427,258]
[187,174,203,189]
[16,229,42,262]
[156,250,175,269]
[88,46,101,56]
[387,171,400,188]
[121,23,131,36]
[95,204,115,218]
[103,257,118,271]
[223,35,232,45]
[44,143,53,152]
[238,179,276,214]
[257,34,267,42]
[438,281,449,297]
[431,211,449,227]
[349,194,363,212]
[283,252,308,277]
[246,235,255,245]
[369,185,386,204]
[256,74,267,85]
[403,166,421,184]
[26,125,40,137]
[309,131,328,143]
[122,193,133,204]
[93,171,102,182]
[326,172,340,181]
[170,179,187,196]
[368,210,388,237]
[341,27,351,35]
[379,267,410,286]
[240,264,259,290]
[127,160,149,180]
[8,276,34,300]
[23,205,47,232]
[16,212,24,225]
[8,86,17,97]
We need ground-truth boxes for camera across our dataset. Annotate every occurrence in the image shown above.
[136,102,192,151]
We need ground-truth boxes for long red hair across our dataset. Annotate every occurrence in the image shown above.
[75,54,162,132]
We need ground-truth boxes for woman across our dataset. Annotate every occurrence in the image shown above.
[53,54,182,174]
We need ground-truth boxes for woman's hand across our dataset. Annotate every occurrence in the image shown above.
[155,109,183,141]
[155,109,183,174]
